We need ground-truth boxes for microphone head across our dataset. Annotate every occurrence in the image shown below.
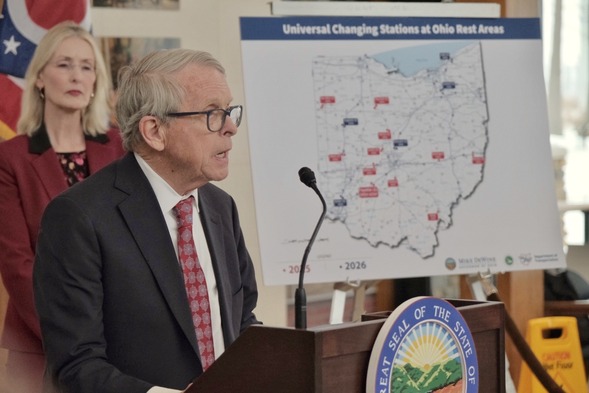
[298,167,316,188]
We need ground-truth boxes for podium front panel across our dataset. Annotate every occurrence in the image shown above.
[189,299,505,393]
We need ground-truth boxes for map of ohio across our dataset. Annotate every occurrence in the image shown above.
[241,17,565,284]
[312,41,489,257]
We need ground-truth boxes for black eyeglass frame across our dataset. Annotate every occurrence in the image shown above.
[166,105,243,132]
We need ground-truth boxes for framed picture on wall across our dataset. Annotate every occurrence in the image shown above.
[99,36,180,89]
[92,0,179,10]
[98,36,180,124]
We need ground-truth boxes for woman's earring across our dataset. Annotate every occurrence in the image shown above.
[38,88,45,99]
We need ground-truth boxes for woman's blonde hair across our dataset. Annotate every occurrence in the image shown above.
[17,21,111,136]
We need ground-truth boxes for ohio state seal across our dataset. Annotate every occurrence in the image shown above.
[366,297,479,393]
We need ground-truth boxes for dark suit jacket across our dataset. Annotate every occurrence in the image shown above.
[33,153,259,392]
[0,127,124,356]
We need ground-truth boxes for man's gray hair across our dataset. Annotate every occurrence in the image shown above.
[115,48,225,151]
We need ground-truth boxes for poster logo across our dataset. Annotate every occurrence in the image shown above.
[366,297,478,393]
[445,257,457,271]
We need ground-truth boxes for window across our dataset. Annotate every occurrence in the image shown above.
[543,0,589,245]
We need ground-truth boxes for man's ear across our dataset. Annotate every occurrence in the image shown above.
[139,115,166,152]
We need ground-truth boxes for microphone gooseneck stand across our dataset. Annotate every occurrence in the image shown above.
[295,167,327,330]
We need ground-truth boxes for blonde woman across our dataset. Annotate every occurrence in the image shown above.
[0,21,124,392]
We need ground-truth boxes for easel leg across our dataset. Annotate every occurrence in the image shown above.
[330,280,378,324]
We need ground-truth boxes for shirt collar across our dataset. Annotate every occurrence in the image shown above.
[134,153,200,214]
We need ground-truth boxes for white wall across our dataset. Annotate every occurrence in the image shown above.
[92,0,288,327]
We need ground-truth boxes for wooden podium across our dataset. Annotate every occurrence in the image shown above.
[188,299,505,392]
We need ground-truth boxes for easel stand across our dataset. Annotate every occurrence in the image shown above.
[329,280,378,324]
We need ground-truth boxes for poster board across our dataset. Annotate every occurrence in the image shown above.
[240,14,566,286]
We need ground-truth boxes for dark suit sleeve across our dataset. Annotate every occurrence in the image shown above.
[33,195,153,393]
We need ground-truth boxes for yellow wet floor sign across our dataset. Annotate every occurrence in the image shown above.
[518,316,588,392]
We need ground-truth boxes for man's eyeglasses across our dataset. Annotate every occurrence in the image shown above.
[166,105,243,133]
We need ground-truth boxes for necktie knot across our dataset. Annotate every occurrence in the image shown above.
[174,196,194,228]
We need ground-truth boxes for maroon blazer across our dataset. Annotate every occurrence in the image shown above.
[0,126,125,354]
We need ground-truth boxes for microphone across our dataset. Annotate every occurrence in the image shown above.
[295,167,327,329]
[298,166,317,188]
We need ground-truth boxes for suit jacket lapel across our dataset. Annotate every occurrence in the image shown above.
[31,150,68,199]
[27,125,67,199]
[114,153,201,356]
[198,186,233,343]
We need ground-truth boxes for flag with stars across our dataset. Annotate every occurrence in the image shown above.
[0,0,91,139]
